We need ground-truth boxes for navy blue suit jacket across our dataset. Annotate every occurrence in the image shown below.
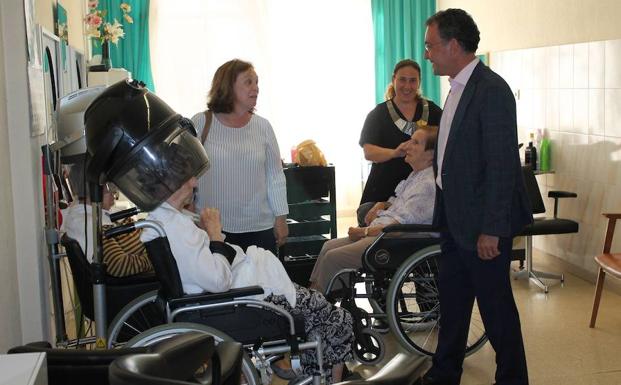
[433,62,532,250]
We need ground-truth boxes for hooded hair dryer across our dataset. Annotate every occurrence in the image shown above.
[84,79,210,211]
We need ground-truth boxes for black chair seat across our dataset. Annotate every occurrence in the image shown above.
[109,332,243,385]
[520,218,579,236]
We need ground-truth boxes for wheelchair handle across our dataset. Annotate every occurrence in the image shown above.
[108,207,141,222]
[103,223,136,239]
[134,220,166,238]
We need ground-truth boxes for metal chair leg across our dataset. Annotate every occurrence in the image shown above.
[513,236,564,293]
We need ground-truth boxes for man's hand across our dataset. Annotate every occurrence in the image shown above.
[364,202,387,225]
[200,208,224,242]
[477,234,500,260]
[274,216,289,247]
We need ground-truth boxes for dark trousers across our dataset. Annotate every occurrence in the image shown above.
[223,228,277,255]
[430,232,528,385]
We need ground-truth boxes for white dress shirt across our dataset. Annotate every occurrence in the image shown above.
[436,58,480,189]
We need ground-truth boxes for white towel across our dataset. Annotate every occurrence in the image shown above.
[230,244,297,307]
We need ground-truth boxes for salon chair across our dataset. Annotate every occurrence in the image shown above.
[514,166,578,293]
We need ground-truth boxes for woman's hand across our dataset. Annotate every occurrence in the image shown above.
[393,141,409,158]
[364,202,387,225]
[200,208,225,242]
[274,215,289,247]
[348,227,366,242]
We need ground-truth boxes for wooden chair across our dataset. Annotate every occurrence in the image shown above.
[589,213,621,328]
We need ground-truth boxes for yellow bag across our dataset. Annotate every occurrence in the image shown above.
[294,139,327,167]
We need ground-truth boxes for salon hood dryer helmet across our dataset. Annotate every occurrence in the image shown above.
[84,79,210,211]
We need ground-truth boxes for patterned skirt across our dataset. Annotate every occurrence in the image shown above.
[265,283,353,382]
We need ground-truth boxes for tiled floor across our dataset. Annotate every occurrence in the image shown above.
[304,216,621,384]
[351,254,621,385]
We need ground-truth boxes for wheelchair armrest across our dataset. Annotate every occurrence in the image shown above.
[168,286,265,308]
[383,223,436,233]
[548,190,577,218]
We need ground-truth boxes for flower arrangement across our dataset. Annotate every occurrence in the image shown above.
[84,1,133,45]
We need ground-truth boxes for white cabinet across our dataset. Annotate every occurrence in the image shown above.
[87,68,131,87]
[0,353,47,385]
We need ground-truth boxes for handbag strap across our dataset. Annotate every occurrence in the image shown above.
[201,110,213,144]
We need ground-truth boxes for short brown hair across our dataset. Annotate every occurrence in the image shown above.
[207,59,254,113]
[385,59,422,100]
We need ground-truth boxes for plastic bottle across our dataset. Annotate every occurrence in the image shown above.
[525,132,538,170]
[539,138,550,172]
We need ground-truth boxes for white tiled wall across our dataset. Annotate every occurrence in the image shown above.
[491,40,621,277]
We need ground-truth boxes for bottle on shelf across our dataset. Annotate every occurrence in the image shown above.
[525,132,538,171]
[539,137,551,172]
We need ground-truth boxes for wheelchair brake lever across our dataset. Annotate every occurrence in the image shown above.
[252,338,273,384]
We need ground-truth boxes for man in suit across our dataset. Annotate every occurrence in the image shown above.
[420,9,532,385]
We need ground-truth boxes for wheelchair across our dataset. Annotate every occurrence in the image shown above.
[104,219,325,385]
[325,223,488,364]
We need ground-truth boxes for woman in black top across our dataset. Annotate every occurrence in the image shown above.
[358,59,442,224]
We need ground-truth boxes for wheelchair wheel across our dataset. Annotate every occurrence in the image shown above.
[386,245,488,357]
[126,322,261,385]
[107,290,164,348]
[353,327,385,365]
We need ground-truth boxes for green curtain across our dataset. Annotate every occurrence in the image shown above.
[92,0,155,91]
[371,0,438,105]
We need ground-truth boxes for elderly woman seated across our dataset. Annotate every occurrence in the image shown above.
[309,126,438,294]
[140,175,353,383]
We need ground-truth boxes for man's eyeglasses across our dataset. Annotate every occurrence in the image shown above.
[424,40,446,51]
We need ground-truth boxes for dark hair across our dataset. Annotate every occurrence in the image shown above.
[426,8,480,53]
[385,59,422,100]
[207,59,254,113]
[419,125,438,151]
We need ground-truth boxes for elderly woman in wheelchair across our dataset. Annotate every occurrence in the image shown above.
[139,175,353,383]
[306,125,487,364]
[310,126,438,295]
